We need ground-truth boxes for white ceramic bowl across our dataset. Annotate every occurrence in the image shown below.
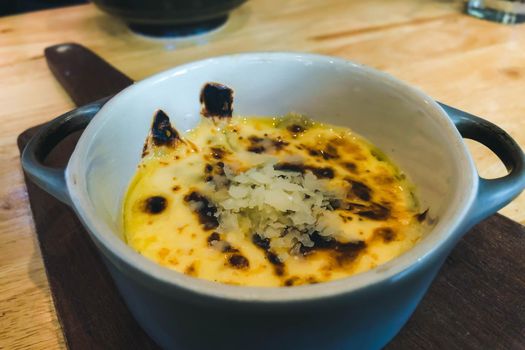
[22,53,525,349]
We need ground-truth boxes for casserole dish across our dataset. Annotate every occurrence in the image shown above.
[22,53,525,349]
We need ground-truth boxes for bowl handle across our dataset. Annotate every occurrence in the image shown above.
[439,103,525,220]
[21,98,108,206]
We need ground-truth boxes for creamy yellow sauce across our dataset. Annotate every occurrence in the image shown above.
[123,113,424,287]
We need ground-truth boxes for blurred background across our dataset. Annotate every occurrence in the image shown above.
[0,0,87,15]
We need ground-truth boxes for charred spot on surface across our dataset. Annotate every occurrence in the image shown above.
[370,148,386,161]
[273,162,335,179]
[345,202,367,210]
[266,251,283,267]
[309,166,335,179]
[172,185,181,192]
[335,240,366,265]
[272,137,289,150]
[416,209,429,222]
[210,147,226,160]
[300,231,366,266]
[216,162,225,175]
[267,252,285,276]
[300,231,335,252]
[208,232,239,253]
[328,198,342,210]
[284,277,298,287]
[204,162,226,179]
[246,135,289,154]
[274,162,305,173]
[143,196,167,214]
[251,234,284,276]
[184,191,219,230]
[342,162,358,173]
[356,203,390,221]
[141,143,149,157]
[252,233,271,250]
[247,145,266,154]
[284,276,317,286]
[347,179,372,201]
[321,144,339,160]
[184,263,197,276]
[287,124,305,134]
[222,244,239,253]
[308,149,320,157]
[247,135,266,153]
[200,82,233,119]
[335,240,365,259]
[339,213,353,223]
[374,227,396,242]
[207,232,220,245]
[279,115,311,136]
[307,144,339,160]
[228,254,249,269]
[151,110,180,147]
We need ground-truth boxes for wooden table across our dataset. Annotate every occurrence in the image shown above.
[0,1,524,348]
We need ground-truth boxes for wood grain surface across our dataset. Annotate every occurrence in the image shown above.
[0,1,524,349]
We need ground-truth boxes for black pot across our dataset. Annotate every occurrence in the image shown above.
[91,0,247,36]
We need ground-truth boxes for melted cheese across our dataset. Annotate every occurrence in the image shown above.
[123,115,423,287]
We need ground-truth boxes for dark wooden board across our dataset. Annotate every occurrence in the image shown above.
[18,43,524,350]
[44,43,134,106]
[388,215,525,350]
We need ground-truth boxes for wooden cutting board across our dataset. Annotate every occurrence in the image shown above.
[17,43,525,350]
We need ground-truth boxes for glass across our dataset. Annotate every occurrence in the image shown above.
[466,0,525,24]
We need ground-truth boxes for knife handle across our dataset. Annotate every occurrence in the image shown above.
[45,43,134,106]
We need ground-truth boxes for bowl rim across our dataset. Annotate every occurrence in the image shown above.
[66,52,477,303]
